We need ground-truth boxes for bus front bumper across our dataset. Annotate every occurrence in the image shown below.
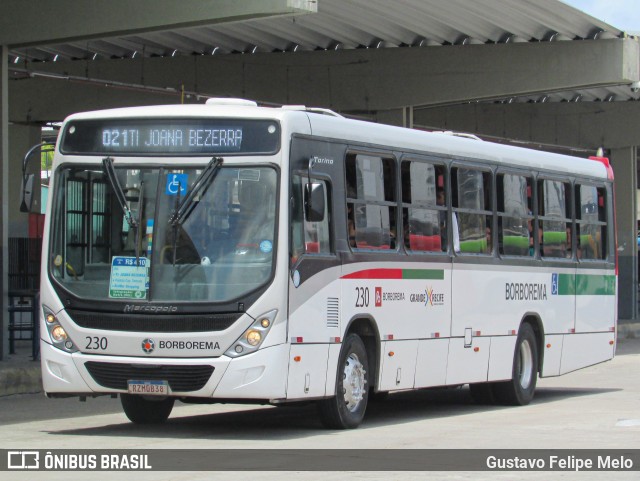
[40,341,289,400]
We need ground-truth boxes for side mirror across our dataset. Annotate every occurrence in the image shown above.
[20,141,54,214]
[19,173,35,213]
[304,182,325,222]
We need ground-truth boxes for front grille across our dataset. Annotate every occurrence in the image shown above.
[85,361,214,392]
[68,309,240,333]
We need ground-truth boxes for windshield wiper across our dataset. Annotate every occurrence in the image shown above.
[103,157,137,229]
[134,180,145,263]
[169,156,223,227]
[102,157,143,262]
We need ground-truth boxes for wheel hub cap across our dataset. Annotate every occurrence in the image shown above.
[343,353,366,411]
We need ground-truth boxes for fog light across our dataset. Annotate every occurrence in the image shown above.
[246,330,262,346]
[260,318,270,328]
[235,345,244,353]
[64,341,74,350]
[46,314,56,324]
[51,325,68,342]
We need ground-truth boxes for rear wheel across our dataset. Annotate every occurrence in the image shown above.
[493,323,538,405]
[317,334,369,429]
[469,382,496,404]
[120,394,174,424]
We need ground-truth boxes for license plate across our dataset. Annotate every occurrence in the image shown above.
[127,380,170,396]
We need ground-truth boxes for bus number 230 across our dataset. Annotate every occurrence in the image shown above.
[85,336,108,350]
[355,287,370,307]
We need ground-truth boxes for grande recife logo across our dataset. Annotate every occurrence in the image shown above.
[426,286,444,306]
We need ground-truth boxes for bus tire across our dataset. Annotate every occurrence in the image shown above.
[120,394,174,424]
[369,388,389,403]
[469,382,496,404]
[493,323,538,406]
[317,333,369,429]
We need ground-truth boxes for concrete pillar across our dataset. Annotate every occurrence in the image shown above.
[610,147,638,323]
[1,45,8,359]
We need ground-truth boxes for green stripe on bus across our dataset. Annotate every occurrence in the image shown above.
[557,274,615,296]
[557,274,575,295]
[341,268,444,280]
[402,269,445,280]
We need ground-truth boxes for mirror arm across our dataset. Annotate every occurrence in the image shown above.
[20,142,55,213]
[306,157,317,214]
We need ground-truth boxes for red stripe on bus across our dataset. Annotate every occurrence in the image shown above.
[341,268,403,280]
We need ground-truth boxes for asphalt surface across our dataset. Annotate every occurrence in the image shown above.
[0,338,638,480]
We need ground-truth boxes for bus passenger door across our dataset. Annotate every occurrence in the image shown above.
[287,176,341,399]
[448,246,494,381]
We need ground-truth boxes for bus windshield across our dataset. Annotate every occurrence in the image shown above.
[49,163,278,303]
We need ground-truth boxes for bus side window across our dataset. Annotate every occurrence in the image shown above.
[497,173,532,257]
[538,179,572,259]
[346,154,396,250]
[451,167,493,255]
[576,184,607,260]
[401,160,446,253]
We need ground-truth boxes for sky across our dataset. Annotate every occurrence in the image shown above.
[563,0,640,33]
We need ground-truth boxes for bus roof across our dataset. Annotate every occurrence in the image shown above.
[63,102,607,180]
[305,112,607,181]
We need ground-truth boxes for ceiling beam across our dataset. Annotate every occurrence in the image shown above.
[0,0,317,47]
[413,100,640,150]
[9,38,639,117]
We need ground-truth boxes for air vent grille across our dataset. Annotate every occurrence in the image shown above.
[327,297,339,329]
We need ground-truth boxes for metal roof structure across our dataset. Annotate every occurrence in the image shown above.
[9,0,623,61]
[4,0,638,107]
[8,0,630,105]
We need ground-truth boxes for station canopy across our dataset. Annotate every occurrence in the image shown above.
[6,0,634,104]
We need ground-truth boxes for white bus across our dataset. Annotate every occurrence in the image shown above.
[38,99,617,429]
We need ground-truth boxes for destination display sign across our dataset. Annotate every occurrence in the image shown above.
[60,118,280,155]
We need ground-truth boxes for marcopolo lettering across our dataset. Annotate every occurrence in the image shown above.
[505,282,548,301]
[124,305,178,313]
[159,340,220,350]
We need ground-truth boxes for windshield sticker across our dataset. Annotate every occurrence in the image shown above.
[165,173,188,196]
[260,240,273,253]
[238,169,260,182]
[145,219,154,258]
[109,256,149,299]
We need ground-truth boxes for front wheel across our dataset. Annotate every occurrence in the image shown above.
[121,394,175,424]
[317,333,369,429]
[493,323,538,405]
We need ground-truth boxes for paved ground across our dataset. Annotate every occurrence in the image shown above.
[0,338,638,480]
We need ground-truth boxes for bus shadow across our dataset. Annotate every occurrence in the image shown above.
[614,338,640,356]
[47,403,324,439]
[46,385,619,440]
[364,385,620,427]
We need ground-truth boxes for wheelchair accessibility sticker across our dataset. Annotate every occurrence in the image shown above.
[165,173,188,196]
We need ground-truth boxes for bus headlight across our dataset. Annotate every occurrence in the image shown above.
[225,310,277,358]
[51,325,68,342]
[42,305,79,353]
[246,330,262,346]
